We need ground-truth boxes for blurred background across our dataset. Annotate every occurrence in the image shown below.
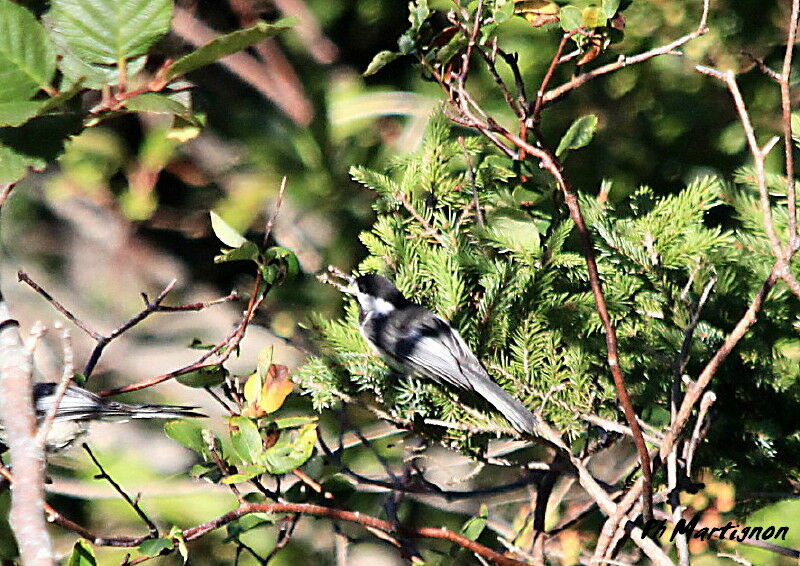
[1,0,798,564]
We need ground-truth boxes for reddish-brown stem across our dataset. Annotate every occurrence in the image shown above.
[781,0,800,242]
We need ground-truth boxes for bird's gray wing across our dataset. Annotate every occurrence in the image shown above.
[394,316,538,435]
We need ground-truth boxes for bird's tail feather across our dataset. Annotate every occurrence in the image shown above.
[471,378,537,435]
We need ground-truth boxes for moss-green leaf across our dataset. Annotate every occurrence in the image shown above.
[167,19,294,79]
[164,419,208,456]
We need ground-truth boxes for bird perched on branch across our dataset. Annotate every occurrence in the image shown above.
[1,382,204,453]
[321,267,538,436]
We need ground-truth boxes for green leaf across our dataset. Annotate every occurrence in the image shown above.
[58,50,146,89]
[214,241,260,264]
[602,0,621,19]
[176,365,228,388]
[210,210,248,248]
[265,246,300,279]
[363,50,400,77]
[229,416,264,464]
[263,423,317,475]
[582,6,605,28]
[221,464,266,484]
[166,19,294,79]
[791,112,800,148]
[164,419,209,456]
[257,346,273,380]
[0,0,56,103]
[138,538,173,557]
[274,415,318,429]
[559,5,583,31]
[224,512,276,541]
[68,539,96,566]
[461,504,488,541]
[0,101,44,127]
[47,0,173,65]
[495,1,516,23]
[123,93,192,119]
[556,114,598,156]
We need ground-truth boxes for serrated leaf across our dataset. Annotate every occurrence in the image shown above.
[263,423,316,475]
[0,0,56,103]
[47,0,173,65]
[559,5,582,30]
[556,114,598,156]
[164,419,209,456]
[210,210,248,248]
[68,539,96,566]
[176,365,228,388]
[363,50,400,77]
[229,416,263,464]
[167,19,294,79]
[58,49,146,89]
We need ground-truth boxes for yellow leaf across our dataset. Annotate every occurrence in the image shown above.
[514,0,559,16]
[260,364,293,413]
[243,372,262,407]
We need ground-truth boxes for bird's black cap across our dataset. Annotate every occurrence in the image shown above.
[355,274,411,308]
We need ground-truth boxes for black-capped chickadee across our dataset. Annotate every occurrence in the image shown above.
[1,382,204,453]
[323,269,538,436]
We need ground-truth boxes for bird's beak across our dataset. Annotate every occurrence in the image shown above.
[317,265,357,295]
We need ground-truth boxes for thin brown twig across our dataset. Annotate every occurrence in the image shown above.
[542,0,710,105]
[99,271,266,396]
[781,0,800,243]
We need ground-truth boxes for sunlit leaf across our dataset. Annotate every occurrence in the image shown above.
[363,50,401,77]
[260,364,293,414]
[210,210,248,248]
[602,0,621,19]
[221,464,266,484]
[556,114,598,156]
[47,0,172,65]
[461,505,488,541]
[68,539,96,566]
[164,419,209,456]
[263,423,317,475]
[559,5,582,31]
[138,538,172,557]
[229,416,264,464]
[167,19,294,79]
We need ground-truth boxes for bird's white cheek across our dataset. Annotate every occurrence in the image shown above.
[357,295,396,315]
